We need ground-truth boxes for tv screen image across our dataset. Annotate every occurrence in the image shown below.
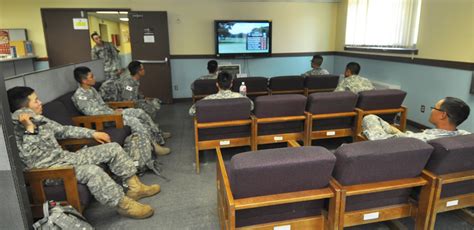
[215,20,271,56]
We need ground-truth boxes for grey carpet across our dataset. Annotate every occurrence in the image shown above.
[83,101,473,230]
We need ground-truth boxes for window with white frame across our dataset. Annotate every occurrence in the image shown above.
[345,0,422,52]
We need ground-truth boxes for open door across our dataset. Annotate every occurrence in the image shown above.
[129,11,173,103]
[41,9,91,67]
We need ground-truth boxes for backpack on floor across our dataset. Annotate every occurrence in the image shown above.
[33,201,94,230]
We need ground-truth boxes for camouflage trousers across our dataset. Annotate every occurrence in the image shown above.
[136,98,161,119]
[122,108,165,145]
[60,143,137,207]
[123,132,153,172]
[362,114,406,140]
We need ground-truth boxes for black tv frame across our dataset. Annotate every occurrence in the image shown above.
[215,20,272,58]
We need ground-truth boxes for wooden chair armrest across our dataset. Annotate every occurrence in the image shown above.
[197,119,252,129]
[216,147,235,208]
[343,177,427,196]
[107,101,135,109]
[287,140,301,147]
[234,187,334,210]
[24,166,81,215]
[438,170,474,185]
[72,114,124,130]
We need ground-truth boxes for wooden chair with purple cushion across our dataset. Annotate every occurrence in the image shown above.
[424,134,474,228]
[331,138,435,229]
[304,74,340,96]
[355,89,407,141]
[24,165,92,218]
[268,76,305,95]
[45,92,131,148]
[231,77,269,100]
[306,91,359,144]
[217,144,340,229]
[194,98,253,174]
[252,94,309,149]
[192,79,218,103]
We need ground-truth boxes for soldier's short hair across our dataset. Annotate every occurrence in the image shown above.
[346,62,361,75]
[217,71,232,90]
[128,60,142,75]
[74,66,92,83]
[7,86,35,112]
[207,60,218,73]
[90,32,100,39]
[312,55,323,66]
[440,97,470,126]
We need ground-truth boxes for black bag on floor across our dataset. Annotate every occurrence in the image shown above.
[33,201,94,230]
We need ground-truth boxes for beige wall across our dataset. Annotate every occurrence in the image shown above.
[335,0,474,62]
[0,0,338,57]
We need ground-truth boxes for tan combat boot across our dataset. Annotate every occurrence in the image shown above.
[126,175,161,200]
[153,143,171,156]
[117,196,154,219]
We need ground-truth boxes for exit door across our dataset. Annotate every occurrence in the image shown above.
[129,11,173,104]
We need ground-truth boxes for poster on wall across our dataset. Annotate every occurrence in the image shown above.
[73,18,89,30]
[0,30,10,55]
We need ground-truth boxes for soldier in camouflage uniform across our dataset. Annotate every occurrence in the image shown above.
[302,55,330,77]
[71,66,171,156]
[100,61,162,119]
[190,60,219,91]
[189,71,254,116]
[362,97,470,141]
[91,32,122,81]
[7,86,161,219]
[335,62,375,93]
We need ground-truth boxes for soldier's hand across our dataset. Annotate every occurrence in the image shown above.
[18,113,36,132]
[92,132,111,144]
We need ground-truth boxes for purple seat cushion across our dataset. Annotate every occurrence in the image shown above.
[427,134,474,198]
[229,146,336,227]
[357,89,406,123]
[196,98,252,141]
[307,91,358,131]
[42,100,74,126]
[269,76,304,91]
[57,92,83,116]
[192,79,218,95]
[304,75,339,90]
[255,94,307,118]
[255,95,307,135]
[232,77,269,93]
[333,138,433,211]
[104,126,131,146]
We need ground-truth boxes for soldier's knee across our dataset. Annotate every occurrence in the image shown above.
[82,164,106,175]
[363,114,379,123]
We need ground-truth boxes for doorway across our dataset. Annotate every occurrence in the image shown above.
[88,11,132,69]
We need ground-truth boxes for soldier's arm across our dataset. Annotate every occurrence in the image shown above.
[47,117,95,140]
[91,48,98,60]
[334,81,345,92]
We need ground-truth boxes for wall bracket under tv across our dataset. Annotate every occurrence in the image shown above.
[215,20,272,58]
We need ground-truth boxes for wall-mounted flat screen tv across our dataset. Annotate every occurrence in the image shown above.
[215,20,272,57]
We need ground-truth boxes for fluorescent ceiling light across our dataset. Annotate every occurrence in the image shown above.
[120,18,129,22]
[119,11,129,14]
[96,11,119,14]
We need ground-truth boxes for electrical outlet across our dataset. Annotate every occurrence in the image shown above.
[420,105,425,113]
[174,85,178,91]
